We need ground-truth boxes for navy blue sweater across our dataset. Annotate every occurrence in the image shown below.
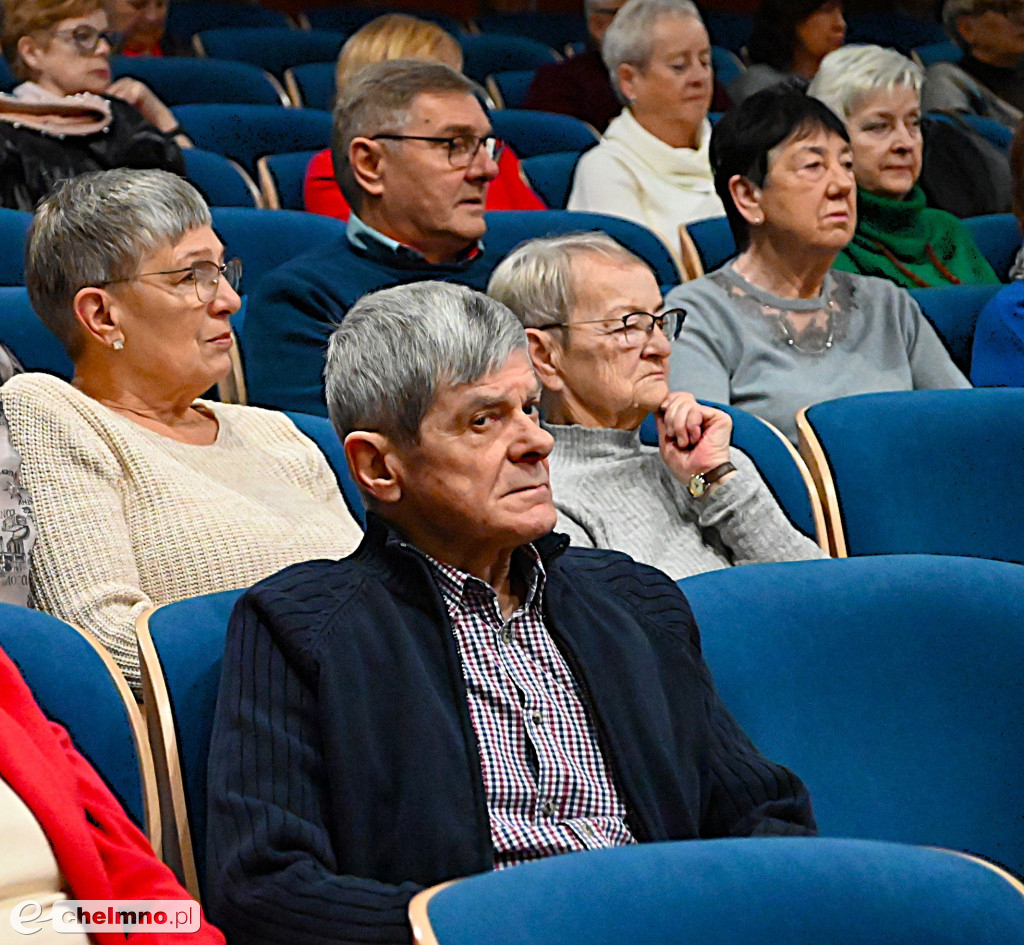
[206,517,815,945]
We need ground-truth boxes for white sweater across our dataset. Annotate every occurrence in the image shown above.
[568,108,726,269]
[2,374,362,691]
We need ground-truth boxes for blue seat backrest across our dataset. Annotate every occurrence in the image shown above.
[304,7,461,34]
[183,148,259,208]
[913,40,962,67]
[474,13,587,48]
[261,150,320,211]
[960,213,1020,277]
[640,400,815,537]
[487,69,536,110]
[519,151,580,210]
[0,287,74,378]
[0,56,15,93]
[286,62,335,111]
[909,283,1002,375]
[0,605,147,829]
[685,216,737,274]
[195,28,347,76]
[146,588,243,897]
[679,553,1024,877]
[111,56,285,106]
[210,207,344,296]
[0,209,32,285]
[710,46,744,87]
[702,12,752,52]
[804,387,1024,561]
[167,1,291,41]
[284,412,365,527]
[845,12,946,53]
[489,110,599,157]
[459,34,559,83]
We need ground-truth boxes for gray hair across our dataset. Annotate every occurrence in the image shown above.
[808,45,923,121]
[325,281,528,446]
[942,0,1001,48]
[26,168,210,359]
[331,58,479,213]
[602,0,702,98]
[488,232,645,330]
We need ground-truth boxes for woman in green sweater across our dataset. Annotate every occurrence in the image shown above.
[809,44,1001,288]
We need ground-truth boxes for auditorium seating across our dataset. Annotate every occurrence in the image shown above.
[283,62,335,110]
[485,69,537,110]
[458,34,560,84]
[256,151,319,210]
[520,151,581,210]
[909,283,1002,375]
[192,27,347,77]
[111,56,289,107]
[488,110,599,158]
[183,149,262,208]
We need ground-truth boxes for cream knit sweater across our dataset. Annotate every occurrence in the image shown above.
[2,374,362,692]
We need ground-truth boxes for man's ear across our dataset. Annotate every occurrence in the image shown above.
[526,328,566,393]
[728,174,764,227]
[349,138,386,198]
[344,431,403,505]
[73,286,124,351]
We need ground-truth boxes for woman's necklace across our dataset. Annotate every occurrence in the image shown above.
[770,296,838,355]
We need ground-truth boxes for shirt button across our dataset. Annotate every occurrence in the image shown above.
[531,711,543,725]
[541,800,555,817]
[500,627,514,644]
[581,823,596,838]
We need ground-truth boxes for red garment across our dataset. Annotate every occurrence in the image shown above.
[0,646,224,945]
[303,146,546,220]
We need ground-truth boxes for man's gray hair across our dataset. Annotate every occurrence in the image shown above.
[331,58,479,213]
[602,0,703,100]
[26,168,211,359]
[326,281,528,445]
[488,231,645,330]
[808,44,923,122]
[942,0,1000,48]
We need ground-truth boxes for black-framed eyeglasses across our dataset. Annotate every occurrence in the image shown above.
[538,308,685,346]
[370,133,505,169]
[97,258,242,303]
[52,25,123,55]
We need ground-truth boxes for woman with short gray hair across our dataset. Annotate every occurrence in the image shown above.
[2,168,361,693]
[489,231,826,579]
[922,0,1024,131]
[567,0,724,270]
[810,44,998,288]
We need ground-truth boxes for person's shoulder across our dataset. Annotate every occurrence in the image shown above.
[248,233,360,300]
[666,271,732,308]
[2,372,81,414]
[200,400,311,439]
[925,59,969,82]
[240,555,370,628]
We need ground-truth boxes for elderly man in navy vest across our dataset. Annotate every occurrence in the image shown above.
[206,281,816,945]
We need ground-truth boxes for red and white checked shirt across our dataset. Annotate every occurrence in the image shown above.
[415,543,635,869]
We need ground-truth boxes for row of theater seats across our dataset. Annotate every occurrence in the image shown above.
[7,548,1024,922]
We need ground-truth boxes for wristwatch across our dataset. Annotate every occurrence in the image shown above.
[687,461,736,498]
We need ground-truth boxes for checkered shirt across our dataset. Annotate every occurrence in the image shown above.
[414,543,635,869]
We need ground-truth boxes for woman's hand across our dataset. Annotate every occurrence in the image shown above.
[656,391,734,489]
[106,77,177,133]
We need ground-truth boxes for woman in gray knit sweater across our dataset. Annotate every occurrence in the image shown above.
[488,232,825,580]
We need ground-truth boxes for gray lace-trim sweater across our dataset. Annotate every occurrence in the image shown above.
[545,421,824,580]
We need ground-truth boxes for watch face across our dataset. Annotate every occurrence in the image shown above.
[688,474,706,498]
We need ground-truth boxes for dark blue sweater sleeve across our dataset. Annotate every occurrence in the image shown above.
[205,590,421,945]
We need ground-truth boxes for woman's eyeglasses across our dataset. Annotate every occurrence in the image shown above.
[51,25,123,55]
[538,309,685,347]
[97,258,243,303]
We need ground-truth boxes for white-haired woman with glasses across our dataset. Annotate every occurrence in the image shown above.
[0,0,187,211]
[566,0,725,270]
[809,44,999,289]
[1,169,362,694]
[488,232,825,580]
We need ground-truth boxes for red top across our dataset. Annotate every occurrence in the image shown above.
[0,645,224,945]
[303,146,546,220]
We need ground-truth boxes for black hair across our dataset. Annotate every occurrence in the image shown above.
[710,87,849,249]
[746,0,840,71]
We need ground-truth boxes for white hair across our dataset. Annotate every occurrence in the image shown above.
[808,44,923,122]
[602,0,702,84]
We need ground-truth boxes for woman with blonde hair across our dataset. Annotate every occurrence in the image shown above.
[303,13,544,217]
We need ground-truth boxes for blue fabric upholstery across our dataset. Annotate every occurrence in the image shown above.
[909,283,1002,375]
[0,56,15,93]
[684,215,736,274]
[802,388,1024,561]
[302,7,461,34]
[174,104,332,176]
[640,400,817,537]
[0,287,73,378]
[845,12,946,54]
[283,62,334,110]
[0,605,148,829]
[257,150,319,211]
[111,56,286,106]
[912,40,962,67]
[486,69,536,110]
[702,12,752,53]
[284,411,366,527]
[145,589,242,896]
[183,148,259,208]
[458,34,559,83]
[519,151,580,209]
[679,554,1024,877]
[710,46,744,87]
[166,1,291,43]
[0,209,32,285]
[194,28,347,77]
[489,110,599,157]
[418,837,1024,945]
[473,13,587,48]
[209,207,344,295]
[961,213,1020,277]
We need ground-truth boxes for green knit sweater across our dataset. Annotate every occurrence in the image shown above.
[834,186,1001,289]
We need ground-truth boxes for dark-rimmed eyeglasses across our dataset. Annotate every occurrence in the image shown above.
[97,258,242,303]
[538,309,685,346]
[51,25,123,55]
[370,133,505,169]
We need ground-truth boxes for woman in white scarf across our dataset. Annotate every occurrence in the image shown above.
[567,0,725,270]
